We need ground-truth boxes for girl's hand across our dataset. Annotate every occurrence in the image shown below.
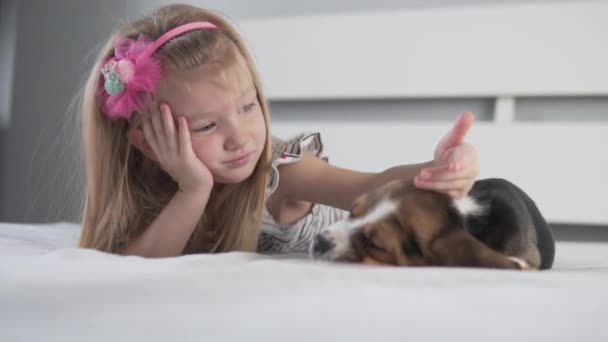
[142,103,214,195]
[414,111,479,199]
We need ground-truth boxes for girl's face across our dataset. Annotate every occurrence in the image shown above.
[156,61,267,184]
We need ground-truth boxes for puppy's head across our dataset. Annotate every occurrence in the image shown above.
[310,179,528,269]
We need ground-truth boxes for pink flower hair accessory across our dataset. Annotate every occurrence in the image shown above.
[99,22,218,121]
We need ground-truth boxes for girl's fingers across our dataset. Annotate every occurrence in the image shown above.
[419,164,458,180]
[160,104,177,153]
[141,115,160,156]
[150,108,167,152]
[414,177,472,194]
[177,116,193,157]
[446,112,474,146]
[435,112,474,160]
[419,164,477,183]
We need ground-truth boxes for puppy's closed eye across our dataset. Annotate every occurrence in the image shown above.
[359,233,383,251]
[402,236,421,256]
[369,235,385,251]
[385,215,421,256]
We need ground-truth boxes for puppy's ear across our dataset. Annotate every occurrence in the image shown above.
[392,190,447,244]
[430,228,525,270]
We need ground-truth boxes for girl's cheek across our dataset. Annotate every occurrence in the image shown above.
[191,136,218,160]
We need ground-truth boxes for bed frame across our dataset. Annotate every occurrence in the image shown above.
[239,1,608,225]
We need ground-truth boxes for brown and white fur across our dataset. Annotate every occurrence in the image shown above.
[310,178,555,270]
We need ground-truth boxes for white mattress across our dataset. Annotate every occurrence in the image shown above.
[1,222,607,342]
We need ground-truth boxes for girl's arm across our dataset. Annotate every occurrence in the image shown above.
[121,190,209,258]
[276,112,479,210]
[122,103,214,257]
[274,153,433,211]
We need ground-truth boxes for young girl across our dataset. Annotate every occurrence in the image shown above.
[78,4,479,257]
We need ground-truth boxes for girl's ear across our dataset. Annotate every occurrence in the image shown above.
[126,127,158,162]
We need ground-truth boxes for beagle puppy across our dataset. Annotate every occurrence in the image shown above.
[310,178,555,270]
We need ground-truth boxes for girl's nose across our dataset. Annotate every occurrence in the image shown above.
[224,120,247,151]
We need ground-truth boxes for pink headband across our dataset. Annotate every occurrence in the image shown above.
[99,22,218,120]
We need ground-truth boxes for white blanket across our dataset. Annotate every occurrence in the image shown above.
[1,222,607,342]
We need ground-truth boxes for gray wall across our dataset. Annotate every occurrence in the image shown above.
[1,0,606,224]
[0,0,18,222]
[0,0,18,129]
[0,0,126,222]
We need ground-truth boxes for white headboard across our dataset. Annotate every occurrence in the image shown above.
[240,1,608,100]
[238,1,608,225]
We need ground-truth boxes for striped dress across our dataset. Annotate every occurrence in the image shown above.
[256,132,349,254]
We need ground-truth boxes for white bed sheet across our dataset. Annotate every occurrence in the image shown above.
[1,222,607,342]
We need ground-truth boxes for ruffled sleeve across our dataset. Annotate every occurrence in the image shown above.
[266,132,327,199]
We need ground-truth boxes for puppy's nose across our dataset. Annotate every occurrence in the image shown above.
[312,233,335,257]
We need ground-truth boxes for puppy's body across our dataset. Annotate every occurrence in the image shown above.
[464,179,554,269]
[311,178,555,270]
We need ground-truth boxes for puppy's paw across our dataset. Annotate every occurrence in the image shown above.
[507,256,535,271]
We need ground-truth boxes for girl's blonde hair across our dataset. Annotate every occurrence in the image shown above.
[79,4,271,253]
